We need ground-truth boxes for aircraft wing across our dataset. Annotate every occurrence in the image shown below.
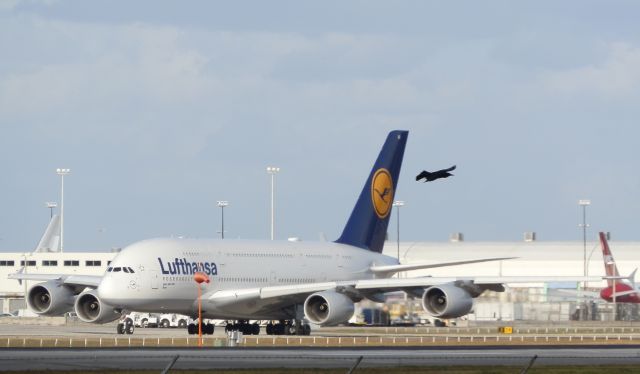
[547,289,601,299]
[8,273,102,288]
[369,257,516,275]
[206,275,603,304]
[354,276,600,291]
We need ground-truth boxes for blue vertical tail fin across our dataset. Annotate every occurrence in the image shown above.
[335,130,408,253]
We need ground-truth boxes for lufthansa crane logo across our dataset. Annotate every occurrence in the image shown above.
[371,168,393,218]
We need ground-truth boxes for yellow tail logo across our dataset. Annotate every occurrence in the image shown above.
[371,168,393,218]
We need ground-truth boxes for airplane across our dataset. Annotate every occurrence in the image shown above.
[598,232,639,303]
[9,130,600,336]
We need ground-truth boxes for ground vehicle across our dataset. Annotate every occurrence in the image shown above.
[158,314,189,328]
[122,312,159,328]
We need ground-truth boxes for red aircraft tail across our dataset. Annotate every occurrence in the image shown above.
[600,232,620,287]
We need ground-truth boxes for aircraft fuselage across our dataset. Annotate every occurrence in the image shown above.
[98,237,398,319]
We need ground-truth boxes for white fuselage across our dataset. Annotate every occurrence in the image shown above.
[98,238,398,320]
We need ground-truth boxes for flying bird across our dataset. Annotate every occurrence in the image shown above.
[416,165,456,182]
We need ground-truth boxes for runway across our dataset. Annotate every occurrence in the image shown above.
[1,346,640,371]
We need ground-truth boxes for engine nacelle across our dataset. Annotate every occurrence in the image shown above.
[304,291,354,326]
[27,281,75,316]
[421,284,473,319]
[74,290,120,324]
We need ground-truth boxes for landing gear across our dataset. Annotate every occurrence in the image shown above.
[187,321,214,335]
[265,320,310,336]
[116,318,135,335]
[224,320,260,335]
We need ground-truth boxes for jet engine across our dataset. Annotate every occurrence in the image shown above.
[26,281,75,316]
[421,284,473,319]
[303,291,354,326]
[74,290,120,324]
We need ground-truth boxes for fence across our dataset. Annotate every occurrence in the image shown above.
[2,334,640,348]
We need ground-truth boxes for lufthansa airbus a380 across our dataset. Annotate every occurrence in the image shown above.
[10,131,598,335]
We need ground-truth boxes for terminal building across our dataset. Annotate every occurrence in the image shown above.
[1,226,638,322]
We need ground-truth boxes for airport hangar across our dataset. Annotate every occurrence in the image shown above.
[1,233,638,322]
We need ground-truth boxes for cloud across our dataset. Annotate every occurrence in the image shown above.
[543,42,640,98]
[0,0,57,11]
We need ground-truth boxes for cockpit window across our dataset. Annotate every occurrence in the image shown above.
[128,267,135,273]
[113,267,122,272]
[107,267,113,272]
[123,267,130,273]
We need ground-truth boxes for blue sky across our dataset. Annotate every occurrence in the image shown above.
[1,1,640,251]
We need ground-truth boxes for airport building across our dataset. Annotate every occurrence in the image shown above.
[2,232,639,322]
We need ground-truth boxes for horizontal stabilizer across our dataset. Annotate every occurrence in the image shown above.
[611,289,638,298]
[604,268,637,288]
[369,257,517,275]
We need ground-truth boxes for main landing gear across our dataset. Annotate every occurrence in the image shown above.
[225,320,260,335]
[265,320,311,336]
[187,320,214,335]
[116,319,135,335]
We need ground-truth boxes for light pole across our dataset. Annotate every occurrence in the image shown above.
[45,202,57,219]
[578,199,590,320]
[585,242,600,288]
[266,166,280,240]
[217,201,228,239]
[56,168,71,252]
[392,201,405,262]
[579,200,591,281]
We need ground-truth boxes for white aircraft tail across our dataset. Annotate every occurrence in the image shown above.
[34,214,61,252]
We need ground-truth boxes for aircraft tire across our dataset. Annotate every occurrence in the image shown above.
[302,324,311,336]
[252,323,260,335]
[287,325,296,335]
[116,323,125,335]
[205,323,214,335]
[187,323,197,335]
[125,324,135,335]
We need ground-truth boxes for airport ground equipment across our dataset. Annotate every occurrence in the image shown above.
[123,312,159,328]
[158,313,188,328]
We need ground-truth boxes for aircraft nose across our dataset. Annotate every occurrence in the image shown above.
[97,276,119,304]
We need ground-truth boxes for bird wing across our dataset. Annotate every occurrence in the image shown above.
[443,165,456,172]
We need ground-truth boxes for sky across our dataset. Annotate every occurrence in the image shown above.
[1,1,640,251]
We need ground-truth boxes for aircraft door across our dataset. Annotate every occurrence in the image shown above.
[150,270,159,289]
